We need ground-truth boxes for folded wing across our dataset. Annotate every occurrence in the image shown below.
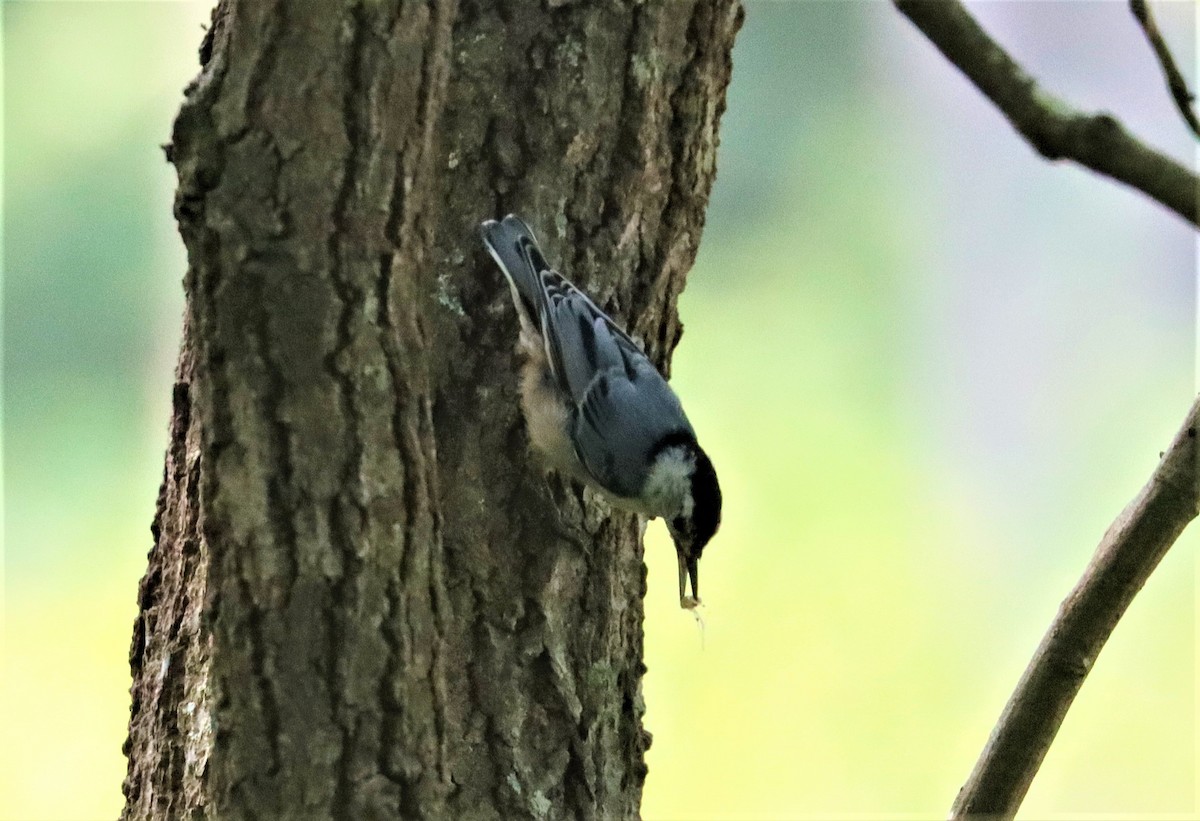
[483,214,693,500]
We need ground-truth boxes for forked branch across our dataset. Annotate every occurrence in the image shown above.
[894,0,1199,228]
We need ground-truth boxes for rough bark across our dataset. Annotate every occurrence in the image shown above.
[123,1,742,818]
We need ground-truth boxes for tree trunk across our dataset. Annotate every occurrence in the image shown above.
[123,1,741,818]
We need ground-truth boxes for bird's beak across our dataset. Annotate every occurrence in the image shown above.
[677,550,700,610]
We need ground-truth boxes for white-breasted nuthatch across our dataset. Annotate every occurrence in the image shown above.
[481,214,722,609]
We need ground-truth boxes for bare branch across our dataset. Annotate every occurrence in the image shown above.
[894,0,1199,229]
[950,394,1200,818]
[1130,0,1200,139]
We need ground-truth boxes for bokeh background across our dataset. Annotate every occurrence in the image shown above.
[3,1,1196,818]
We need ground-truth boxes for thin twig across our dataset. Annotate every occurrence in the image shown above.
[894,0,1199,229]
[1130,0,1200,139]
[949,395,1200,818]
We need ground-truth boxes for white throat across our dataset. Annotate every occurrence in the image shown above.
[641,446,695,519]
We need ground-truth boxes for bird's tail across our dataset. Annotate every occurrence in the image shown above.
[480,214,549,335]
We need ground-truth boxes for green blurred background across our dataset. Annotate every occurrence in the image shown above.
[2,2,1196,818]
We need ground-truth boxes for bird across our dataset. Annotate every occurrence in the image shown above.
[480,214,721,609]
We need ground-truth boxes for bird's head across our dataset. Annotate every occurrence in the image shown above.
[665,441,721,609]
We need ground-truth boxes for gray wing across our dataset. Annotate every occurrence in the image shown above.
[538,270,694,499]
[571,352,694,499]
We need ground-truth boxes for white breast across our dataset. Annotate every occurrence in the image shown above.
[636,446,694,519]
